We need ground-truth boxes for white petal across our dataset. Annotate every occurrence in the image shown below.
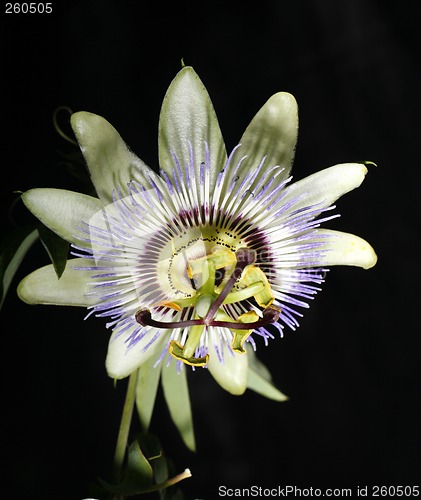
[247,347,288,401]
[17,258,96,306]
[281,163,368,212]
[229,92,298,185]
[316,229,378,269]
[247,368,288,401]
[207,340,248,395]
[136,356,162,431]
[161,360,196,451]
[105,327,165,380]
[71,112,159,204]
[158,66,227,193]
[22,188,103,246]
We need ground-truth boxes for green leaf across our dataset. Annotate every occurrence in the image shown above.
[137,433,169,487]
[0,225,39,309]
[37,225,69,278]
[124,439,154,489]
[247,347,288,402]
[136,357,162,431]
[161,362,196,451]
[97,435,192,497]
[98,439,154,496]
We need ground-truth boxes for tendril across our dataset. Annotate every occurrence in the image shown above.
[52,106,78,146]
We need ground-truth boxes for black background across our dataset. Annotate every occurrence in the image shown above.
[1,1,420,499]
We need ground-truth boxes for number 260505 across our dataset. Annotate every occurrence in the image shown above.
[5,3,53,13]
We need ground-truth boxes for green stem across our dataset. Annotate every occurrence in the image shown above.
[112,370,139,485]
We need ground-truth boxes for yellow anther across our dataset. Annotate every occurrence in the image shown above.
[151,296,197,311]
[241,265,274,308]
[231,310,260,353]
[186,261,194,280]
[154,301,182,311]
[168,323,208,366]
[169,340,209,366]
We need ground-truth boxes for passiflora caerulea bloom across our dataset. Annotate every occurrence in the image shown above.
[18,66,377,396]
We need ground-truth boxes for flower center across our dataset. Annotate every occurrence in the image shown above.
[135,246,280,366]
